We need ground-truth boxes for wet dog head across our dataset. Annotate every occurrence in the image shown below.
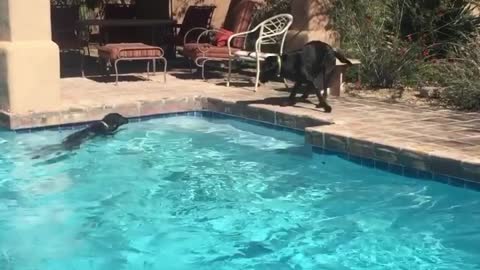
[102,113,129,132]
[260,56,281,84]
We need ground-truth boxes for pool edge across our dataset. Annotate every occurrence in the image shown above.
[1,96,479,187]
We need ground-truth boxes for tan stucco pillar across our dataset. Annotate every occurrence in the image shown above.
[0,0,61,114]
[286,0,339,51]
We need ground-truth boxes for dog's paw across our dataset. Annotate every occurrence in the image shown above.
[316,104,333,113]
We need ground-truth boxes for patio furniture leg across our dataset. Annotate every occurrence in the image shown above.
[161,57,168,83]
[227,57,232,87]
[114,59,120,85]
[101,58,110,77]
[80,48,85,78]
[153,59,156,75]
[201,60,206,81]
[187,59,195,74]
[254,55,260,92]
[194,58,207,80]
[106,60,112,75]
[147,61,151,78]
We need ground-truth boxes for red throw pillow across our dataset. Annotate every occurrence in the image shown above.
[215,28,234,47]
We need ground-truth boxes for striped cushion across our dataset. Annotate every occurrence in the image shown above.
[98,43,164,60]
[183,43,240,60]
[223,0,260,49]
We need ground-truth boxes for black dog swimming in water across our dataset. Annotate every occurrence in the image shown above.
[32,113,129,159]
[62,113,129,150]
[260,40,352,113]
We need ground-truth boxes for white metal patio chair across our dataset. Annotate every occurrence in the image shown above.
[227,13,293,92]
[181,0,261,80]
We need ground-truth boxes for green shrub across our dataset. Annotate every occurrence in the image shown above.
[330,0,480,89]
[432,42,480,110]
[386,0,480,58]
[331,0,423,88]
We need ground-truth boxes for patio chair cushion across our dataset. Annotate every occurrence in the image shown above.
[176,5,216,45]
[223,0,260,48]
[98,43,164,60]
[233,50,279,60]
[183,43,240,60]
[215,28,234,47]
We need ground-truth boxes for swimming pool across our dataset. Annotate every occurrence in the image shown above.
[0,115,479,270]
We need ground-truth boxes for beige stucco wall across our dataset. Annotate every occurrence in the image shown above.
[0,0,60,114]
[172,0,233,28]
[286,0,338,50]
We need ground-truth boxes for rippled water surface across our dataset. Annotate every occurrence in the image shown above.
[0,116,479,270]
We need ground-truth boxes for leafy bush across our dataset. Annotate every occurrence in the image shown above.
[331,0,423,88]
[330,0,480,89]
[430,42,480,110]
[386,0,480,58]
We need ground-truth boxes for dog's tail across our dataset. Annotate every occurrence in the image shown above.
[333,49,353,66]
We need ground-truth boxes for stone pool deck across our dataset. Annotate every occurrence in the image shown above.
[1,71,479,183]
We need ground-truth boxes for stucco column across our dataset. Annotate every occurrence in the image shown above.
[286,0,339,51]
[0,0,61,115]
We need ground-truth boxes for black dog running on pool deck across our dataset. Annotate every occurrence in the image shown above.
[260,40,353,113]
[32,113,129,160]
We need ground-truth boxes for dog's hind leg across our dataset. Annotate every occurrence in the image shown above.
[313,73,332,113]
[314,88,331,113]
[322,70,332,112]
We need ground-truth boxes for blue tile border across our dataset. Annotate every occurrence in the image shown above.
[312,145,479,192]
[404,167,419,178]
[375,160,390,172]
[14,111,198,133]
[465,181,480,192]
[418,170,433,181]
[203,111,306,135]
[433,174,451,184]
[14,110,306,136]
[9,109,480,193]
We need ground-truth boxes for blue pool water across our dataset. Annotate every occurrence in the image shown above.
[0,116,479,270]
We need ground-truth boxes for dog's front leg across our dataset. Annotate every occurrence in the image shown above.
[300,88,311,100]
[283,82,301,106]
[313,88,332,113]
